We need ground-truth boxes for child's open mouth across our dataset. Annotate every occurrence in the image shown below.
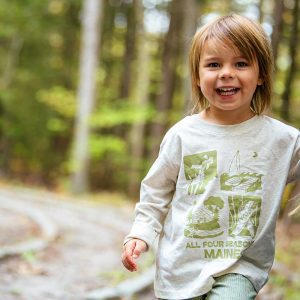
[216,87,240,96]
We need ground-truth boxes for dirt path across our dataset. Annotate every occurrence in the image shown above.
[0,186,153,300]
[0,208,40,247]
[0,186,297,300]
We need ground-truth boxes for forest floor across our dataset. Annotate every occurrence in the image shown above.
[266,220,300,299]
[0,185,155,300]
[0,184,299,300]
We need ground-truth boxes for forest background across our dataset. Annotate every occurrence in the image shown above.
[0,0,299,196]
[0,0,300,298]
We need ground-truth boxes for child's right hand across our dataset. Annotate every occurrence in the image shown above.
[122,238,148,272]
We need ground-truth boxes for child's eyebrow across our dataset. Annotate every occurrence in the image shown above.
[202,56,220,61]
[234,56,248,60]
[202,55,248,62]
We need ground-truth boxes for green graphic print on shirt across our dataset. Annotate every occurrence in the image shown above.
[220,173,262,192]
[184,150,263,258]
[184,196,224,239]
[184,151,217,195]
[220,151,262,193]
[229,195,261,238]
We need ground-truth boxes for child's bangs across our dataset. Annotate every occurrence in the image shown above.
[205,21,257,63]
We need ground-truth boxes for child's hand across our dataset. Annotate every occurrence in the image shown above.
[122,238,148,272]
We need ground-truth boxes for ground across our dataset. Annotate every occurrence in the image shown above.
[0,185,299,300]
[0,186,155,300]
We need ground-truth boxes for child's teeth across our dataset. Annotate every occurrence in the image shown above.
[217,88,238,95]
[220,88,234,91]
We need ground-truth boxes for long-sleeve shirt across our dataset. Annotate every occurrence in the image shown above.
[124,114,300,299]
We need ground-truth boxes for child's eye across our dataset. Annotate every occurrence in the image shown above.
[207,62,220,68]
[236,61,248,67]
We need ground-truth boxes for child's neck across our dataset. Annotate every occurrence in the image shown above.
[199,108,256,125]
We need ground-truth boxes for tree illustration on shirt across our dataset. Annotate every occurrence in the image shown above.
[184,196,225,239]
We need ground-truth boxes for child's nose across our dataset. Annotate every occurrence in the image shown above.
[219,66,235,79]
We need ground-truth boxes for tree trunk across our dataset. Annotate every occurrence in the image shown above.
[0,34,23,90]
[62,2,81,89]
[0,34,23,176]
[70,0,103,193]
[101,0,117,88]
[150,0,185,159]
[119,2,136,99]
[127,0,151,197]
[182,0,199,113]
[271,0,285,68]
[281,0,299,121]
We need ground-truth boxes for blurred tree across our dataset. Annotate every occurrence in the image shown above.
[119,0,136,99]
[0,35,23,90]
[70,0,103,193]
[0,0,299,193]
[281,0,299,121]
[271,0,285,69]
[0,0,67,183]
[128,0,151,196]
[0,33,23,175]
[182,0,199,113]
[150,0,185,159]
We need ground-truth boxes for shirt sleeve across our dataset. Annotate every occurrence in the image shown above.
[287,132,300,183]
[123,128,181,248]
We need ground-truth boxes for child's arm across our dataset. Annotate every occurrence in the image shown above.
[122,238,148,272]
[123,127,180,265]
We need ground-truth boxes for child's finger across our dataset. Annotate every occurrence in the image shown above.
[132,240,147,259]
[122,253,136,271]
[122,240,137,271]
[122,256,136,272]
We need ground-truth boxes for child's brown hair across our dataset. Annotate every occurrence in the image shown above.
[189,14,274,114]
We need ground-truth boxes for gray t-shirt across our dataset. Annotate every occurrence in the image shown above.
[124,114,300,299]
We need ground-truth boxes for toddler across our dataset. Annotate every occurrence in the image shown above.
[122,14,300,300]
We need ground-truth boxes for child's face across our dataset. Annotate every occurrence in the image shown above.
[198,39,263,117]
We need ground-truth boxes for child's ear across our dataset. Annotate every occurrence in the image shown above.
[257,77,263,86]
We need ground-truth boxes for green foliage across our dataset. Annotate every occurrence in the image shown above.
[90,102,155,129]
[47,117,69,133]
[269,273,286,286]
[37,86,76,118]
[22,250,38,263]
[0,0,300,193]
[269,273,300,300]
[89,135,127,160]
[274,231,300,299]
